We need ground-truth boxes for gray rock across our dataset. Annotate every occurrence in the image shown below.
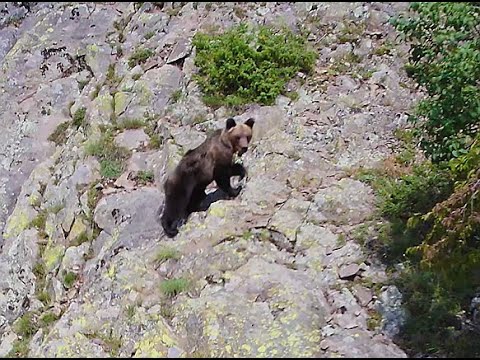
[330,43,353,60]
[170,127,206,150]
[114,129,149,150]
[93,188,164,257]
[0,329,17,357]
[338,263,361,279]
[235,105,287,141]
[167,346,184,358]
[147,64,183,111]
[322,329,407,358]
[375,285,406,338]
[312,178,376,225]
[353,284,374,306]
[174,257,330,357]
[166,39,191,64]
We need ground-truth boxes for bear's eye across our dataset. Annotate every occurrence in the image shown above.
[235,135,241,141]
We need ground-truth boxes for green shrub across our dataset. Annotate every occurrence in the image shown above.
[379,164,454,221]
[391,2,480,162]
[359,138,480,357]
[411,135,480,283]
[192,23,316,107]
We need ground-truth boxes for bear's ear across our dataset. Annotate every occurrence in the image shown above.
[226,118,236,130]
[244,118,255,129]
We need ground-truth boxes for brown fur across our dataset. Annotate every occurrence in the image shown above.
[161,117,254,237]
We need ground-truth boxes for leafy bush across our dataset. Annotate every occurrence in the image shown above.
[357,161,453,262]
[363,3,480,357]
[379,164,454,221]
[391,2,480,162]
[361,139,480,357]
[192,23,316,107]
[394,268,480,358]
[411,135,480,284]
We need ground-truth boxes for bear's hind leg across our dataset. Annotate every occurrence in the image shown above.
[161,182,193,238]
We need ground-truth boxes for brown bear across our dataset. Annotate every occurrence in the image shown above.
[160,117,255,237]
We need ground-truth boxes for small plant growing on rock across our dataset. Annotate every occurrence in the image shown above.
[366,308,382,331]
[85,130,131,180]
[72,107,87,128]
[100,160,123,179]
[87,183,102,213]
[48,202,64,215]
[155,246,181,263]
[29,209,48,239]
[125,305,136,320]
[38,312,59,328]
[7,338,30,357]
[128,47,155,68]
[14,312,38,338]
[136,170,155,185]
[160,277,189,297]
[71,230,90,247]
[148,134,162,149]
[170,89,182,103]
[144,31,155,40]
[37,291,51,306]
[63,271,77,289]
[116,118,145,130]
[48,122,70,146]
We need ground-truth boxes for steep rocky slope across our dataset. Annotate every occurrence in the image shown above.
[0,2,418,357]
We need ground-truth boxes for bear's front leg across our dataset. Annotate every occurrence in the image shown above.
[186,185,208,213]
[230,163,247,180]
[214,167,241,198]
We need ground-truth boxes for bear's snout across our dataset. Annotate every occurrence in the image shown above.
[238,146,248,156]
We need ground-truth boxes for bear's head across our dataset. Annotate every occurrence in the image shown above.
[225,117,255,156]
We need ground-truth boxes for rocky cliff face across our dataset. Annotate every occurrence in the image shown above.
[0,2,417,357]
